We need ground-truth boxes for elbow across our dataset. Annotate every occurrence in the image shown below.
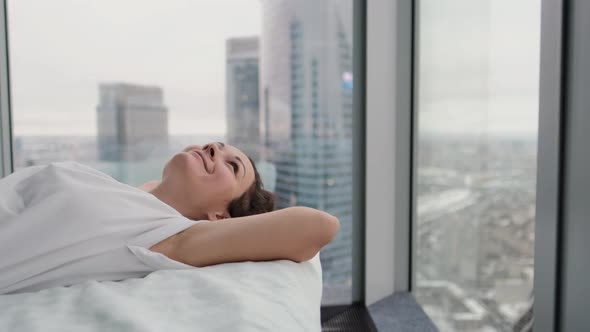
[323,213,340,244]
[292,209,340,263]
[297,218,338,263]
[313,210,340,249]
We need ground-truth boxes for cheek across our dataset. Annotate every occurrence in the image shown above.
[199,169,235,200]
[213,168,235,191]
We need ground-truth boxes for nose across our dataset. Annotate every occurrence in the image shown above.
[204,143,221,161]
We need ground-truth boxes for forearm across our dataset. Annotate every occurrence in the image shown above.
[169,206,340,267]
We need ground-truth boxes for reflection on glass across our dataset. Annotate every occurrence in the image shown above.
[414,0,540,331]
[9,0,353,305]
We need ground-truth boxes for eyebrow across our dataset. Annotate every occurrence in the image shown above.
[216,142,246,180]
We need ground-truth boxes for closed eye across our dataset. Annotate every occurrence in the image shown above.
[228,161,239,175]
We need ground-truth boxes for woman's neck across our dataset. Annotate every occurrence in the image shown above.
[148,182,206,221]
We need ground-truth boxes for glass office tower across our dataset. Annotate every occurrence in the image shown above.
[260,0,354,305]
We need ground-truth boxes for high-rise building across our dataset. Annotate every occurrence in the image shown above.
[96,83,169,162]
[260,0,354,305]
[225,37,260,161]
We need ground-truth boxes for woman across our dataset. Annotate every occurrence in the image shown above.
[0,142,339,294]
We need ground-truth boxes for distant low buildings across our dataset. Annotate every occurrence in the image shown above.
[415,136,537,330]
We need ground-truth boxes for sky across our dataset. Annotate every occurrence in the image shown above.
[7,0,541,138]
[417,0,541,138]
[8,0,261,136]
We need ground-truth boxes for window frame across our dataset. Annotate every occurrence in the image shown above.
[405,0,569,330]
[533,0,565,329]
[2,0,582,330]
[552,0,590,329]
[364,0,413,305]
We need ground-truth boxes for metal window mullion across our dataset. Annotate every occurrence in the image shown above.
[351,0,367,304]
[533,0,566,330]
[556,0,590,329]
[364,0,415,306]
[394,0,413,293]
[0,0,12,177]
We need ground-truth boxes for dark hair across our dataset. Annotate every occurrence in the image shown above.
[227,157,276,218]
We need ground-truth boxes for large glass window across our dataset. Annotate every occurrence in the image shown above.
[413,0,540,330]
[8,0,354,305]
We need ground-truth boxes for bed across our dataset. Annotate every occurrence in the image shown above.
[0,254,323,332]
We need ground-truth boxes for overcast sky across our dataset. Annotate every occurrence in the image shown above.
[7,0,540,138]
[8,0,261,136]
[417,0,541,138]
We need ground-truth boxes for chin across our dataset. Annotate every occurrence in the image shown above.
[163,152,191,176]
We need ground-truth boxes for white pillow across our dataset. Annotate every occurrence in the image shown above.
[0,254,323,332]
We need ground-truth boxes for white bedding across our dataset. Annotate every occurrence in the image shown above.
[0,254,323,332]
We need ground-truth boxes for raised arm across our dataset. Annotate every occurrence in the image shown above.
[156,206,340,267]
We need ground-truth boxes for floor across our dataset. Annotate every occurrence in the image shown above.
[367,292,438,332]
[321,292,437,332]
[321,304,378,331]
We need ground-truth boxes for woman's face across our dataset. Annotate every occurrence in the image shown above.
[162,142,255,219]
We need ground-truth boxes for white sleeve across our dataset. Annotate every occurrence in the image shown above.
[126,219,211,270]
[0,165,47,222]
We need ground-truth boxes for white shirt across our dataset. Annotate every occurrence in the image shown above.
[0,161,208,294]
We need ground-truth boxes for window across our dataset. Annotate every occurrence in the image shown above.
[413,0,540,330]
[8,0,354,305]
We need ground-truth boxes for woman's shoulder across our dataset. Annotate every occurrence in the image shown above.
[0,162,82,190]
[10,161,120,201]
[47,161,117,182]
[49,161,101,173]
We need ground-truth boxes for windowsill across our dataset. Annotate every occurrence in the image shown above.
[367,292,437,332]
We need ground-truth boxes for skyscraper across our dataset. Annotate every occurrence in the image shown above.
[260,0,354,305]
[225,36,260,161]
[96,83,169,162]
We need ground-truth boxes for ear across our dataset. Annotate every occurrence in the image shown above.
[207,210,230,221]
